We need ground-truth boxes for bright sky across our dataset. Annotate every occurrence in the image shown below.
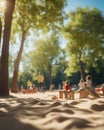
[66,0,104,13]
[61,0,104,48]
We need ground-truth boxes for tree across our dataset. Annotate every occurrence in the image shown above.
[0,0,5,49]
[52,51,68,88]
[10,0,67,92]
[63,7,104,79]
[30,33,60,86]
[0,0,15,96]
[0,18,2,47]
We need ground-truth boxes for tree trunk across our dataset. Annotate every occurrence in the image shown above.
[0,0,15,96]
[11,31,26,93]
[0,18,2,68]
[79,59,85,80]
[78,53,85,80]
[48,63,52,87]
[0,18,2,50]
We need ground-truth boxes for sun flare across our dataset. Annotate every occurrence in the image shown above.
[0,0,6,10]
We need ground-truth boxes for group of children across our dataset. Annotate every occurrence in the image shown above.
[63,75,93,91]
[62,75,99,98]
[78,75,94,92]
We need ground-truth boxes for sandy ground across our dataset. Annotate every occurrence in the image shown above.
[0,91,104,130]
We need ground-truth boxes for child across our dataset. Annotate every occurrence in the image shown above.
[64,80,74,99]
[85,75,100,98]
[77,79,85,91]
[64,81,71,92]
[85,75,94,91]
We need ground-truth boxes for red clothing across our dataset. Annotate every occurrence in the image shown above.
[65,85,71,91]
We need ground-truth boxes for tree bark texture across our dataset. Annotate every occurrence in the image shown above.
[11,31,26,93]
[0,0,15,96]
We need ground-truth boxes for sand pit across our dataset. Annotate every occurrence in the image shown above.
[0,91,104,130]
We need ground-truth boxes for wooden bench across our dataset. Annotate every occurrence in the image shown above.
[59,90,67,99]
[59,90,74,99]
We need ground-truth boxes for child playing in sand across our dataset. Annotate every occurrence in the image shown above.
[77,79,85,92]
[64,81,75,99]
[64,80,71,92]
[85,75,94,91]
[85,75,100,98]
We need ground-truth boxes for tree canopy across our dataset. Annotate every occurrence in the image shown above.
[63,7,104,79]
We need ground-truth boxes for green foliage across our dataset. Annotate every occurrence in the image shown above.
[30,33,60,73]
[0,0,5,17]
[89,63,104,85]
[10,0,67,74]
[9,0,67,90]
[21,44,68,89]
[18,71,35,90]
[63,7,104,76]
[11,0,67,40]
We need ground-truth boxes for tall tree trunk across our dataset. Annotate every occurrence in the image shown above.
[79,59,85,80]
[0,18,2,68]
[48,63,52,87]
[11,31,26,93]
[0,18,2,50]
[0,0,15,96]
[78,53,85,80]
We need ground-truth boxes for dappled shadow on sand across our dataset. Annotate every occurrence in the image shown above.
[91,104,104,111]
[0,94,104,130]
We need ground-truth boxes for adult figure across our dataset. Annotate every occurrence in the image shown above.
[37,73,44,92]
